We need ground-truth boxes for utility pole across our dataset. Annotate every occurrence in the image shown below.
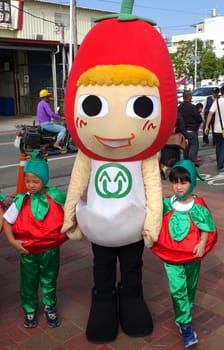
[59,23,67,88]
[194,35,197,89]
[69,0,73,72]
[73,0,78,61]
[69,0,78,72]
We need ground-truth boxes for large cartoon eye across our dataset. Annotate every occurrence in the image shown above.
[77,94,108,117]
[126,95,159,119]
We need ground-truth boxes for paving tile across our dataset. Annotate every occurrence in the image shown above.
[63,333,90,350]
[0,333,18,349]
[18,332,60,350]
[200,333,224,350]
[1,178,224,349]
[209,301,224,316]
[111,332,149,350]
[44,321,82,343]
[5,326,29,343]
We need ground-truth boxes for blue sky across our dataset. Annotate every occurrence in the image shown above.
[50,0,224,39]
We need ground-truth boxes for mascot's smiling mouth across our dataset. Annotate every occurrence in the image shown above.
[95,133,135,149]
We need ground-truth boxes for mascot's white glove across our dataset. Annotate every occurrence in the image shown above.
[61,150,91,240]
[141,156,163,247]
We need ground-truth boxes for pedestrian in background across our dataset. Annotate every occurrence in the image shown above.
[201,87,219,147]
[196,102,203,115]
[178,91,202,166]
[151,160,217,348]
[205,85,224,172]
[3,150,68,328]
[160,111,188,180]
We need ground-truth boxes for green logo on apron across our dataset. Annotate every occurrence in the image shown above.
[95,163,132,198]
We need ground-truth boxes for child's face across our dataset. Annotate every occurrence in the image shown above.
[24,173,43,194]
[172,179,190,197]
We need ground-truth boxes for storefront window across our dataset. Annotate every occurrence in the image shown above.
[0,0,11,23]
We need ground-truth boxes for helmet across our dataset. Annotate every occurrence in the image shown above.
[39,89,51,98]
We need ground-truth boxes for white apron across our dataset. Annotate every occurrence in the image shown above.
[76,160,146,247]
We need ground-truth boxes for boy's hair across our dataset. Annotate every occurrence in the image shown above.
[169,166,191,183]
[221,85,224,95]
[196,102,203,111]
[182,90,192,101]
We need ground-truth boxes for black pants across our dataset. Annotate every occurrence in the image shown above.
[203,114,215,144]
[160,145,180,167]
[214,132,224,169]
[92,240,144,293]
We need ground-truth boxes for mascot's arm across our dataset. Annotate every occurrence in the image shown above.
[61,150,91,239]
[142,155,163,248]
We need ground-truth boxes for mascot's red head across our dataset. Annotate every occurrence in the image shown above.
[65,0,177,161]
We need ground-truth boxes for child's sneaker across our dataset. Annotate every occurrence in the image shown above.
[44,306,60,328]
[179,323,198,348]
[24,312,37,328]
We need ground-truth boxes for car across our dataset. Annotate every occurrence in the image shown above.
[191,86,220,105]
[176,88,184,99]
[178,84,224,105]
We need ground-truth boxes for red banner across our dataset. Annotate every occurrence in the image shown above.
[176,77,187,87]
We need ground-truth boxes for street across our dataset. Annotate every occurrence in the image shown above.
[0,130,76,196]
[1,129,224,196]
[0,123,224,350]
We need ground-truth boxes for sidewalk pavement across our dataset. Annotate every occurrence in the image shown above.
[0,115,36,132]
[0,116,224,350]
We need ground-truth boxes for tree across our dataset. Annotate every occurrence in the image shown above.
[217,56,224,76]
[171,40,194,79]
[200,51,218,80]
[171,39,219,83]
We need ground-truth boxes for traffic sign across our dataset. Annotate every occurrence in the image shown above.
[191,55,200,64]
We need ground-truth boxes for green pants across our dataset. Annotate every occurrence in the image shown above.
[20,248,60,313]
[164,261,201,324]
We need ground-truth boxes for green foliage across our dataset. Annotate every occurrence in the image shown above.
[217,56,224,76]
[171,40,195,79]
[200,51,218,79]
[171,39,223,82]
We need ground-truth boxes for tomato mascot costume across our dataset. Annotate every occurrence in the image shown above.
[62,0,177,343]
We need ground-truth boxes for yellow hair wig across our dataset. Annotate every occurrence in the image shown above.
[77,64,159,87]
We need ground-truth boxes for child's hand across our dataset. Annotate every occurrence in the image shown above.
[3,196,13,210]
[10,239,29,254]
[193,241,206,258]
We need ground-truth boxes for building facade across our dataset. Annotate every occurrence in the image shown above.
[170,8,224,59]
[0,0,111,115]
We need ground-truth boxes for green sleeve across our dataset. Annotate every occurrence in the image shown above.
[190,204,216,232]
[163,197,173,215]
[45,187,66,206]
[13,193,27,211]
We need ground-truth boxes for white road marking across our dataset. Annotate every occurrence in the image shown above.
[0,154,76,169]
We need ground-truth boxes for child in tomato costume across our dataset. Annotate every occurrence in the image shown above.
[3,150,68,328]
[0,192,12,232]
[0,192,7,232]
[61,0,177,342]
[151,160,217,348]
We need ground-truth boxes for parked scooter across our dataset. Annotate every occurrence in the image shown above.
[14,119,78,156]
